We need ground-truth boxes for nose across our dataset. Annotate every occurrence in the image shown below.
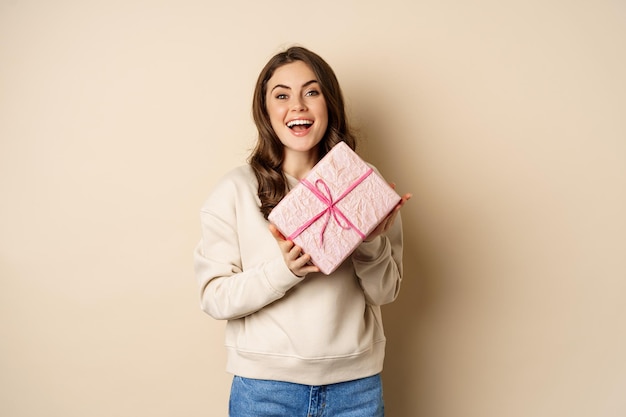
[291,97,307,111]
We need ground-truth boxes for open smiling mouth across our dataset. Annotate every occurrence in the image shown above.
[286,119,314,132]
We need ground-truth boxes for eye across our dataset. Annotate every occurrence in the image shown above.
[305,89,320,97]
[275,93,288,100]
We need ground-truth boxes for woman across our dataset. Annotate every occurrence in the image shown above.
[194,46,410,416]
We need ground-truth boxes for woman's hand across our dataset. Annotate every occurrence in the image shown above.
[364,185,412,242]
[269,224,320,277]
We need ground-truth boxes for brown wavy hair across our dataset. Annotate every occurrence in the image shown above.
[249,46,356,218]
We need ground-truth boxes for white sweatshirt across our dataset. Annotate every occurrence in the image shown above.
[194,164,403,385]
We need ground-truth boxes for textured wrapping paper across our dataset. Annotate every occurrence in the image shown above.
[268,142,401,275]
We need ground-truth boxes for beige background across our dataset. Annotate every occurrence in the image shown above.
[1,1,625,416]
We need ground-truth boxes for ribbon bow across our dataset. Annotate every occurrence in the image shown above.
[287,168,374,246]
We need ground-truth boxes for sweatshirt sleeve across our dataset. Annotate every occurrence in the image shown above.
[194,173,303,321]
[351,211,404,306]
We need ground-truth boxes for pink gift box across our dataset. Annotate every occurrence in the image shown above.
[268,142,401,275]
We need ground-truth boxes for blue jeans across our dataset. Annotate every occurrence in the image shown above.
[229,374,384,417]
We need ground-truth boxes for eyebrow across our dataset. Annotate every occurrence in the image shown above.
[270,79,319,93]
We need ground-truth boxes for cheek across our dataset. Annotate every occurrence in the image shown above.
[266,103,285,124]
[268,113,284,132]
[318,106,329,130]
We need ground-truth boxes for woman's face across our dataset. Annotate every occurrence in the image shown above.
[265,61,329,158]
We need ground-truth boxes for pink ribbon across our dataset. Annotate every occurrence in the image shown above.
[287,168,374,246]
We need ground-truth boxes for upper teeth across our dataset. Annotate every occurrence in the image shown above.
[287,120,313,128]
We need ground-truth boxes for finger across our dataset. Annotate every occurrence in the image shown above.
[289,252,320,275]
[292,257,320,274]
[287,244,304,260]
[268,224,286,240]
[291,251,310,266]
[298,264,320,275]
[398,193,412,206]
[390,193,411,213]
[272,234,295,255]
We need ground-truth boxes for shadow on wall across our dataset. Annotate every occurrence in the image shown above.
[381,216,438,416]
[353,96,444,416]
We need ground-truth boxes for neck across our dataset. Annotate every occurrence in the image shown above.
[282,149,319,180]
